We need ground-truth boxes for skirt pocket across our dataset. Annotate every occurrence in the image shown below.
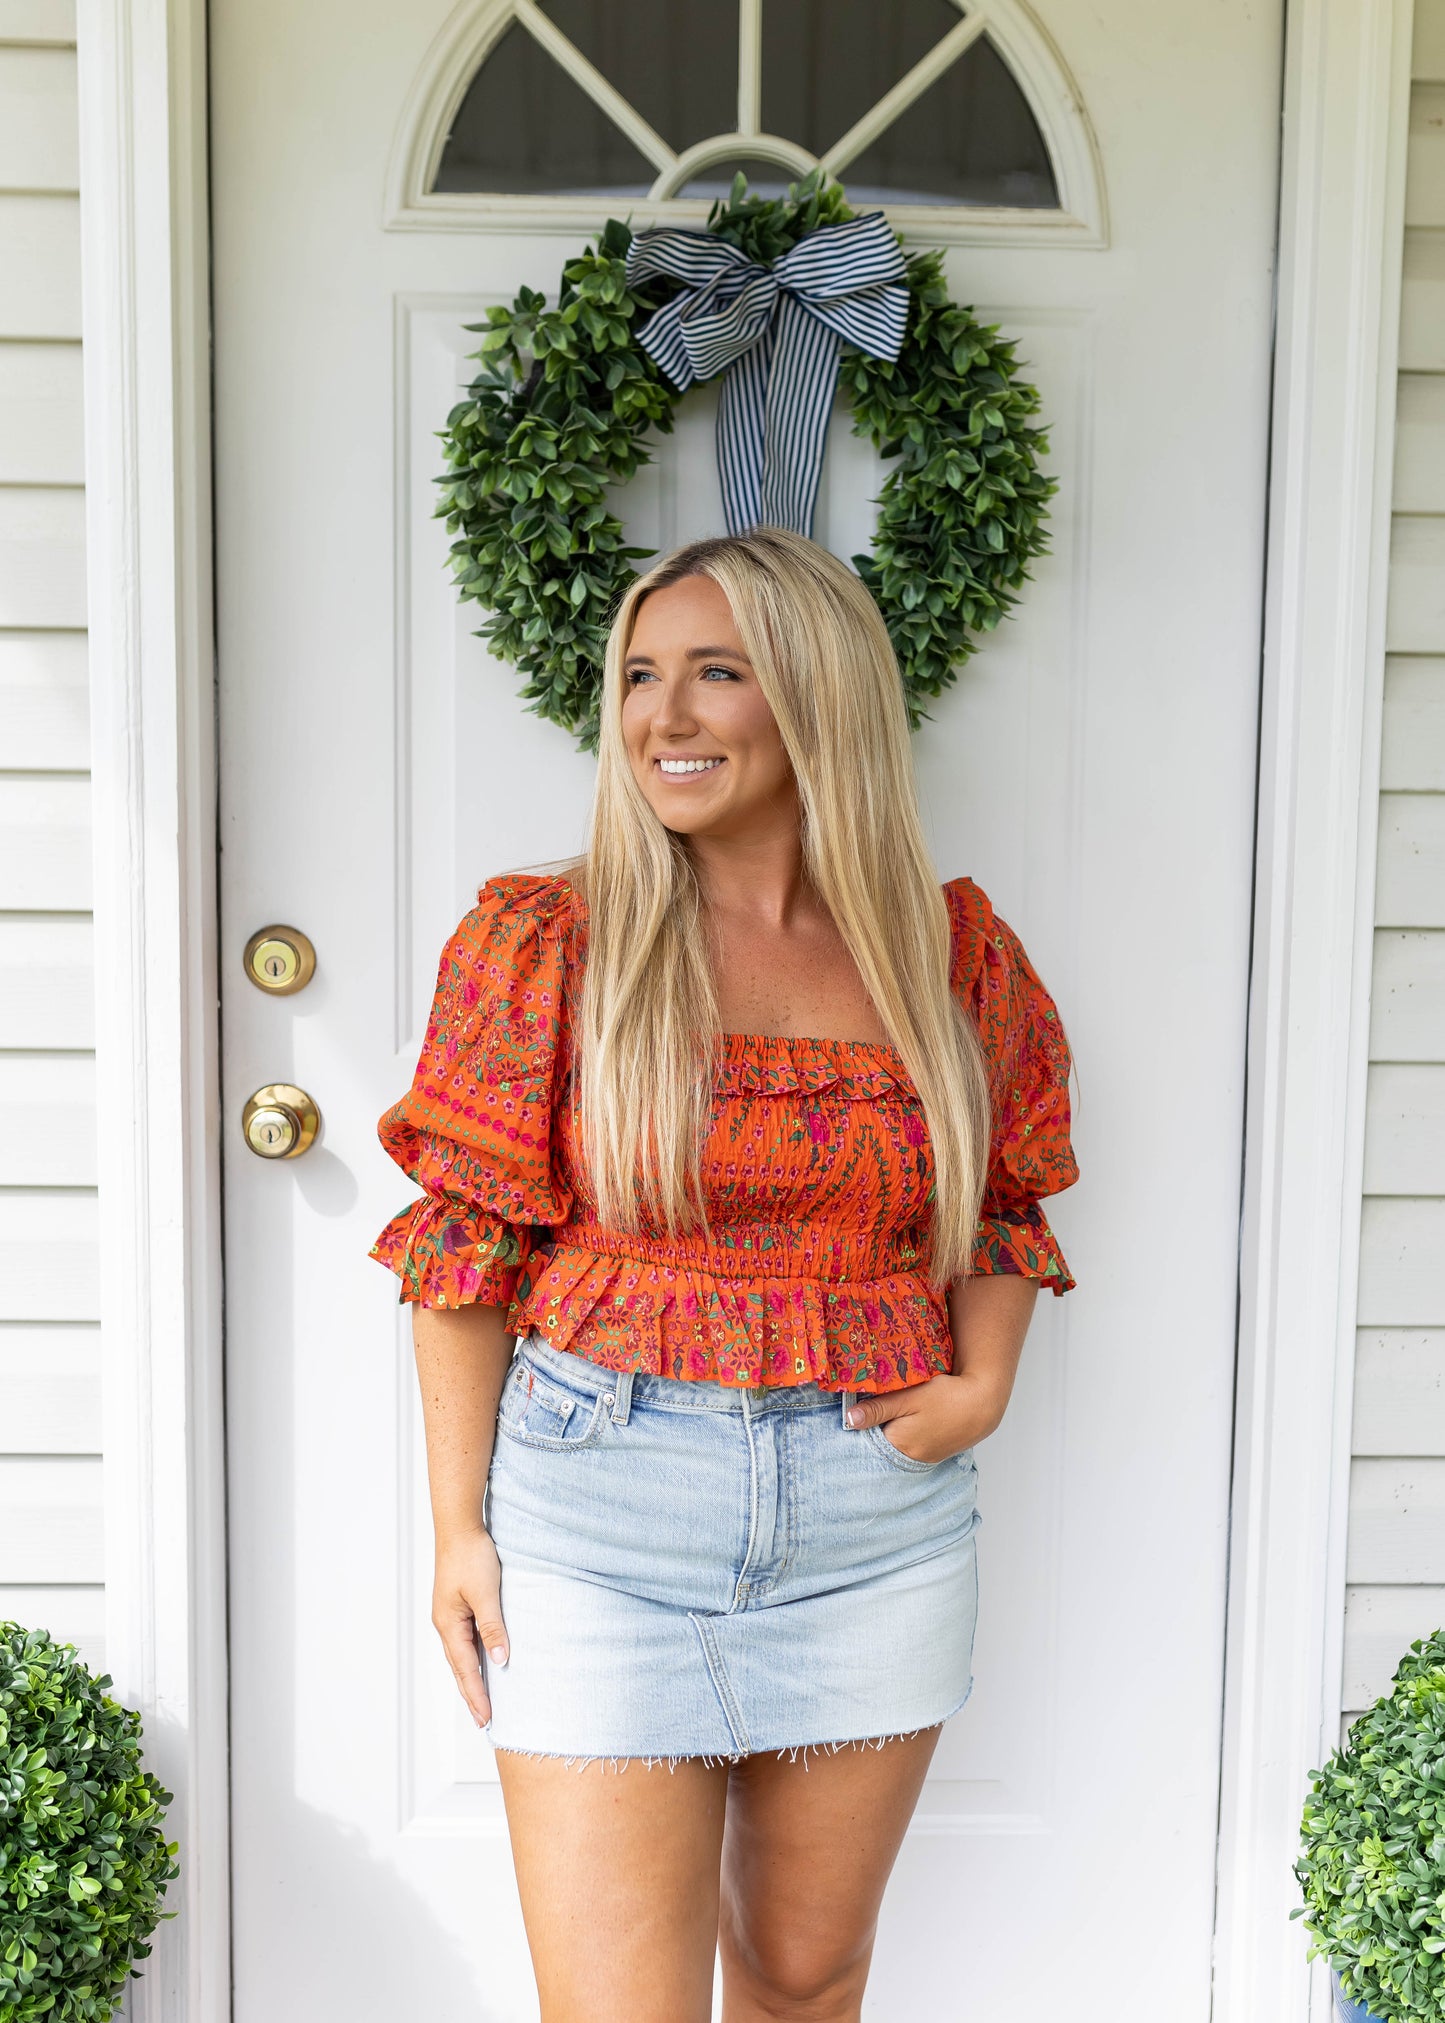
[496,1358,610,1452]
[860,1422,947,1474]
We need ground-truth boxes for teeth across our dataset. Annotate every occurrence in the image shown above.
[657,758,723,774]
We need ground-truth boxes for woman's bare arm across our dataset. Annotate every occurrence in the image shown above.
[945,1272,1040,1429]
[412,1302,515,1724]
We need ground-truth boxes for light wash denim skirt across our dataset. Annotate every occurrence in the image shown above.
[482,1333,981,1762]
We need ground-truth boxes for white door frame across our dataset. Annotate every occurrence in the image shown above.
[1213,1,1415,2016]
[72,1,1413,2016]
[76,1,226,2017]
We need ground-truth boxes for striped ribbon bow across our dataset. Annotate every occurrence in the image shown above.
[625,211,910,539]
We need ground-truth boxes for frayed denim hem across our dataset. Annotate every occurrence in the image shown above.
[488,1714,956,1775]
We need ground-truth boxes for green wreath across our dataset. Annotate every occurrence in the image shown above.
[438,173,1054,753]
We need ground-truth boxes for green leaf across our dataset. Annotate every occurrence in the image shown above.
[0,1622,177,2018]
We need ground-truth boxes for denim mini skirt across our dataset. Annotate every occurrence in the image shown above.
[482,1333,982,1762]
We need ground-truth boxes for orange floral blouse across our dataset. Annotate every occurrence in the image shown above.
[371,873,1077,1394]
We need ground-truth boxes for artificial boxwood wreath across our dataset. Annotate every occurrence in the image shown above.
[438,172,1054,753]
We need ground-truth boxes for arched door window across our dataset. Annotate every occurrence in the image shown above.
[388,0,1105,243]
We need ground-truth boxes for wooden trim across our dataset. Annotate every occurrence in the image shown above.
[650,133,816,203]
[74,0,227,2016]
[980,0,1107,242]
[736,0,761,138]
[382,189,1105,247]
[1213,0,1416,2014]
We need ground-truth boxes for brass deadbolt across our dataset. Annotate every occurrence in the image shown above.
[243,925,316,995]
[243,1084,321,1160]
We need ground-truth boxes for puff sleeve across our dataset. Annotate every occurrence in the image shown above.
[369,875,577,1312]
[947,878,1078,1293]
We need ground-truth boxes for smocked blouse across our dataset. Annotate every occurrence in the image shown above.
[371,873,1077,1394]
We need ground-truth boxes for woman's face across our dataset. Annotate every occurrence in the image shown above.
[621,574,796,841]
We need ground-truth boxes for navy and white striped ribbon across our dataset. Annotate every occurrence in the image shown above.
[625,211,909,538]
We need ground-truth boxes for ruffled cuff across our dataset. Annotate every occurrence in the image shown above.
[370,1195,532,1309]
[969,1202,1074,1294]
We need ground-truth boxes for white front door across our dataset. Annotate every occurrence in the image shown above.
[213,3,1281,2015]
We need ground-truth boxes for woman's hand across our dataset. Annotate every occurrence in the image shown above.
[845,1274,1044,1462]
[844,1369,1009,1463]
[433,1524,509,1728]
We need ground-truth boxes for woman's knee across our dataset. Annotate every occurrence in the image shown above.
[720,1904,874,2018]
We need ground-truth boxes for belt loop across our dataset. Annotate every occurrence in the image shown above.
[609,1370,633,1425]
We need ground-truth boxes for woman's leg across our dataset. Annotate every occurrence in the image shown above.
[718,1727,942,2022]
[496,1749,731,2023]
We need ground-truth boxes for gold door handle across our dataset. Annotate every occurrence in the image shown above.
[242,1084,320,1159]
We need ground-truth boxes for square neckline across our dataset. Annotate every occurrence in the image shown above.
[719,1029,905,1061]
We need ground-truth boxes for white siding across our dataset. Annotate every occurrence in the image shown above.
[1344,2,1445,1720]
[0,1055,95,1187]
[0,487,87,627]
[0,777,92,909]
[0,13,101,1671]
[0,1192,99,1322]
[0,346,85,484]
[1358,1198,1445,1327]
[1380,657,1445,787]
[0,632,87,768]
[0,3,76,41]
[1401,227,1445,372]
[1352,1333,1445,1452]
[1344,1586,1445,1706]
[0,46,77,191]
[1362,1063,1445,1193]
[1418,0,1445,83]
[0,196,81,339]
[0,1326,100,1450]
[1369,931,1445,1054]
[1394,379,1445,512]
[0,918,92,1046]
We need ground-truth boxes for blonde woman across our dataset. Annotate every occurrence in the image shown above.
[372,529,1077,2022]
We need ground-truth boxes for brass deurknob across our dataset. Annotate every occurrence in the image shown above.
[243,925,316,995]
[242,1084,320,1159]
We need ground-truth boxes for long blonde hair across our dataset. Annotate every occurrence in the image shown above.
[577,528,991,1285]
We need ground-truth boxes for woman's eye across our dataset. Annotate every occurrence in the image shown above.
[625,664,739,686]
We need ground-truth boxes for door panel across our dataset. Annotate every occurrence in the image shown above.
[214,4,1281,2015]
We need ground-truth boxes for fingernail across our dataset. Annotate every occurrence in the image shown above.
[845,1408,861,1429]
[489,1645,508,1667]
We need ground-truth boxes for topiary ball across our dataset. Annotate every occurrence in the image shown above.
[0,1623,178,2022]
[1296,1627,1445,2021]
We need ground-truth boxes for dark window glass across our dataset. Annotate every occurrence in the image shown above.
[842,38,1057,207]
[760,0,958,157]
[434,22,658,197]
[432,4,1059,210]
[541,0,736,155]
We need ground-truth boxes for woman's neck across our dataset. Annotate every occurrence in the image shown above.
[688,821,815,930]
